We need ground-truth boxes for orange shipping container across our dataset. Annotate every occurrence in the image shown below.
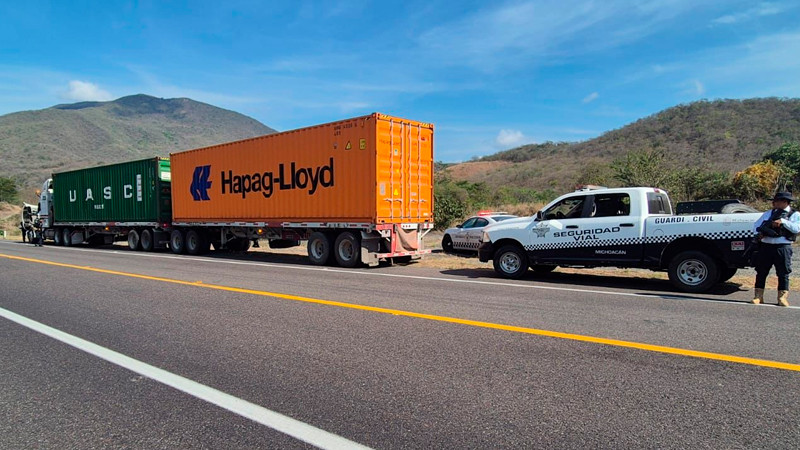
[170,113,433,225]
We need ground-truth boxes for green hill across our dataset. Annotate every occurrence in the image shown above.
[446,98,800,193]
[0,94,275,198]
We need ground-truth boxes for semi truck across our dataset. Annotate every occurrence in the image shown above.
[34,113,434,267]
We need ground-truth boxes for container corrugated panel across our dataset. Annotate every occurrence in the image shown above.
[170,113,433,224]
[53,157,172,224]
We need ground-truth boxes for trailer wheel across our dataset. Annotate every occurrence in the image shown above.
[126,229,140,250]
[53,228,63,246]
[334,231,361,268]
[186,229,210,255]
[62,228,72,247]
[668,250,719,293]
[140,229,154,252]
[237,238,251,252]
[493,245,529,279]
[307,232,332,266]
[170,229,186,254]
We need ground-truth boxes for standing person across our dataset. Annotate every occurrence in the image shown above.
[752,192,800,306]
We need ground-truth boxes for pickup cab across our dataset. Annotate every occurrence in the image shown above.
[477,187,761,293]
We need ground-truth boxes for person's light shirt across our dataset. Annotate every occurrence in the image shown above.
[753,206,800,244]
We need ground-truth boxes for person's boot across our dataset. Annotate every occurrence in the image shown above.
[752,288,764,304]
[777,290,790,307]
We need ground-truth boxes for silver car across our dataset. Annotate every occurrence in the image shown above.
[442,212,517,253]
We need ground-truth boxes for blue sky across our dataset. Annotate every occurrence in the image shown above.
[1,1,799,162]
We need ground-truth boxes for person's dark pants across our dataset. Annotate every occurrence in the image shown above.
[755,243,793,291]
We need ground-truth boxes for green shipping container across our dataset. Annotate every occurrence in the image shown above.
[53,157,172,224]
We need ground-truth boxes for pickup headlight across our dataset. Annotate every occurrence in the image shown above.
[481,231,490,243]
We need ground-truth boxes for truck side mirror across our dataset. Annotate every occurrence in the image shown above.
[536,211,544,221]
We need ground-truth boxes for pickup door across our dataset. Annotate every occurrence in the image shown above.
[533,192,643,264]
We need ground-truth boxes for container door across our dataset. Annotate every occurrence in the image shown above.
[376,117,433,223]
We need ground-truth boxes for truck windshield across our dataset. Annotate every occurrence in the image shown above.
[647,192,672,214]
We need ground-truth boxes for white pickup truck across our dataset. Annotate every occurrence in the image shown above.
[477,187,761,293]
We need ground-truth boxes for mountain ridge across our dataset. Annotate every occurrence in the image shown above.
[0,94,275,197]
[447,98,800,193]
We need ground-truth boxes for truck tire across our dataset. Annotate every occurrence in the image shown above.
[62,228,72,247]
[127,230,141,250]
[186,229,209,255]
[493,245,529,279]
[140,229,154,252]
[170,229,186,254]
[307,232,332,266]
[53,228,63,246]
[668,250,720,293]
[334,231,361,268]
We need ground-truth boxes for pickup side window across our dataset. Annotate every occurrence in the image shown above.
[591,193,631,217]
[544,195,588,219]
[647,192,673,214]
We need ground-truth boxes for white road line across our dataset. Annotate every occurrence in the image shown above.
[0,306,371,450]
[4,241,795,308]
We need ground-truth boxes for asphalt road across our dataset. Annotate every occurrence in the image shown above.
[1,240,799,449]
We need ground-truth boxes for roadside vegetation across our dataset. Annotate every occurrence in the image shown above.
[434,141,800,229]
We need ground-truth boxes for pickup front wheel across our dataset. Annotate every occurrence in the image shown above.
[668,250,719,293]
[493,245,529,279]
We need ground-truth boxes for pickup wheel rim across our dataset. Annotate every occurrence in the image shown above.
[677,259,708,286]
[499,252,521,274]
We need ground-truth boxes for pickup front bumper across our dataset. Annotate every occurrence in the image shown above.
[478,241,495,262]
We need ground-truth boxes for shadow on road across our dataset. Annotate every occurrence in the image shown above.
[438,267,748,299]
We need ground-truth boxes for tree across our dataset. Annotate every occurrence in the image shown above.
[732,160,792,201]
[762,142,800,190]
[610,149,675,189]
[0,176,19,203]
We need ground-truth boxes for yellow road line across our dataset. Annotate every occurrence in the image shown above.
[3,252,799,373]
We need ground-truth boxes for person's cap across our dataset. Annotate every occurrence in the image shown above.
[772,192,794,202]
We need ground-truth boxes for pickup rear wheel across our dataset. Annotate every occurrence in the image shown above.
[493,245,529,279]
[668,250,719,293]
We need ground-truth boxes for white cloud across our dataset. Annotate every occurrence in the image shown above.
[582,92,599,103]
[63,80,113,102]
[712,2,787,25]
[693,80,706,96]
[495,129,527,148]
[417,0,698,70]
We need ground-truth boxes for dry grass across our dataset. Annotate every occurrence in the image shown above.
[0,202,21,238]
